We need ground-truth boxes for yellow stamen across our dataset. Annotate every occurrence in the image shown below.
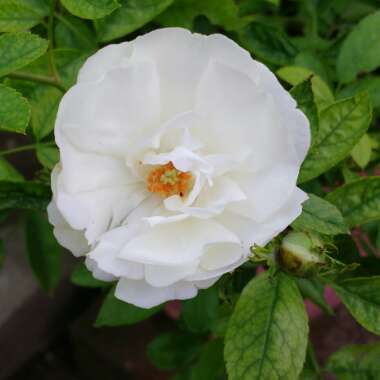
[147,162,192,198]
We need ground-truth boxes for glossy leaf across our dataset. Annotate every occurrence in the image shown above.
[225,272,308,380]
[148,331,203,370]
[0,157,24,182]
[95,0,173,42]
[337,10,380,83]
[60,0,120,20]
[95,286,162,326]
[326,177,380,227]
[333,276,380,335]
[71,262,109,288]
[0,0,48,32]
[299,92,372,183]
[0,32,48,77]
[36,145,59,170]
[25,211,61,292]
[239,23,298,65]
[0,84,30,134]
[327,342,380,379]
[182,286,219,333]
[292,194,348,235]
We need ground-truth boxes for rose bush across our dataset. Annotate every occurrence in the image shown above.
[48,27,310,308]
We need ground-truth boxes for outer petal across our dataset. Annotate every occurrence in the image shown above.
[47,201,88,256]
[115,278,198,308]
[119,218,240,265]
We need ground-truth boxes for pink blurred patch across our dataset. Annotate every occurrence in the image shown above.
[164,300,182,320]
[306,286,341,319]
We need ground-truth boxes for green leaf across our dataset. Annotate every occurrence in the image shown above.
[326,177,380,227]
[95,287,162,326]
[327,341,380,379]
[299,343,323,380]
[297,278,334,315]
[0,181,51,211]
[71,262,109,288]
[351,133,372,169]
[337,76,380,109]
[36,145,59,170]
[30,85,62,140]
[337,10,380,83]
[190,339,225,380]
[0,157,24,182]
[0,84,30,134]
[60,0,120,20]
[290,79,319,143]
[95,0,173,42]
[182,286,219,333]
[148,331,203,370]
[0,32,48,77]
[55,14,97,50]
[25,211,61,292]
[157,0,244,31]
[299,92,372,183]
[332,276,380,335]
[239,23,298,66]
[224,272,308,380]
[278,67,334,112]
[0,0,49,32]
[292,194,348,235]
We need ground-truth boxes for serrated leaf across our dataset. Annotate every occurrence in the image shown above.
[71,262,109,288]
[299,92,372,183]
[0,157,24,182]
[297,278,334,315]
[25,211,61,292]
[148,331,203,370]
[326,177,380,227]
[351,133,372,169]
[239,23,298,65]
[30,85,62,140]
[290,79,319,143]
[95,286,162,326]
[224,272,308,380]
[95,0,173,42]
[332,276,380,335]
[337,10,380,83]
[0,32,48,77]
[0,181,51,211]
[36,145,59,170]
[327,342,380,380]
[61,0,120,20]
[0,84,30,133]
[157,0,244,31]
[182,286,219,333]
[0,0,49,32]
[292,194,347,235]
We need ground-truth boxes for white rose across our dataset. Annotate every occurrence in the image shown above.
[48,28,310,308]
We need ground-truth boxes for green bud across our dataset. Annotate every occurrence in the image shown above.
[278,231,325,277]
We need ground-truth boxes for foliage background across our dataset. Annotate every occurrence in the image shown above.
[0,0,380,379]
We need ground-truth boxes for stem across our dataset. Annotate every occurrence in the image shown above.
[8,71,66,92]
[48,0,60,82]
[0,142,56,157]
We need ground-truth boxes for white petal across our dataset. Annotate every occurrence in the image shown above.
[115,278,198,308]
[119,218,240,265]
[47,201,88,256]
[78,42,134,83]
[132,28,209,120]
[57,62,160,158]
[200,242,244,271]
[85,257,116,282]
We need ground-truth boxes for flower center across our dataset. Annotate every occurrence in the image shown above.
[147,162,192,198]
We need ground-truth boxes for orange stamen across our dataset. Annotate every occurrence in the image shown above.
[147,162,192,198]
